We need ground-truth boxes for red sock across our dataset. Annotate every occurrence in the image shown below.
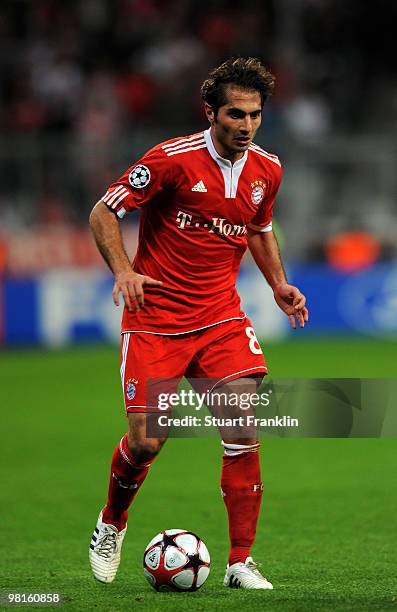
[102,434,155,530]
[220,444,263,566]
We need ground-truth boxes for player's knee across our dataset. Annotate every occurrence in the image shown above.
[126,413,167,462]
[127,435,166,464]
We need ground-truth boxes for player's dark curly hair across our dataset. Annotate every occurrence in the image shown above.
[201,57,275,117]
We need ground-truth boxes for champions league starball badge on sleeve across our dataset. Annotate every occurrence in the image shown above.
[129,165,151,188]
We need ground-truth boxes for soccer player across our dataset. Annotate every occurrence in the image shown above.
[88,57,308,589]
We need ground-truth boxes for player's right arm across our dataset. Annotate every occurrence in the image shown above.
[90,146,175,312]
[89,202,163,312]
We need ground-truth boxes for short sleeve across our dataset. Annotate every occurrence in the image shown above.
[248,163,282,233]
[100,147,174,219]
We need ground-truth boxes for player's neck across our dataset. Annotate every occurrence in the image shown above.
[209,127,244,164]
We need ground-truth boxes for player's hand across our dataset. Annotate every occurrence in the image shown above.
[273,282,309,329]
[113,271,163,312]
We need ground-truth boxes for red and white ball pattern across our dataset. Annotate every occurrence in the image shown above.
[143,529,210,592]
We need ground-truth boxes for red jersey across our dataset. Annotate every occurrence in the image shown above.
[101,129,282,334]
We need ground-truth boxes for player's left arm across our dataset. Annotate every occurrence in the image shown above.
[247,228,309,329]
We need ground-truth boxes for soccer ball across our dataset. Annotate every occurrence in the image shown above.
[143,529,210,592]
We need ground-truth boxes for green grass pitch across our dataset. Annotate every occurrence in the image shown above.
[1,338,396,611]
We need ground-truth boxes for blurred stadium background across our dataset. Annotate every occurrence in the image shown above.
[1,2,397,609]
[0,0,396,347]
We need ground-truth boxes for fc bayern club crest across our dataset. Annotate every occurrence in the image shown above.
[250,180,266,205]
[126,378,138,401]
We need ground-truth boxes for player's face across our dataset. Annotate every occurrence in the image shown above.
[206,86,262,162]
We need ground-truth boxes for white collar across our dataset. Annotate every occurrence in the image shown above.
[204,128,248,169]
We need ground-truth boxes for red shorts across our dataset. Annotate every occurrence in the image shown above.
[120,318,267,413]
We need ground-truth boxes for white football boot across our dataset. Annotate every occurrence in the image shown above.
[223,556,273,590]
[89,512,127,583]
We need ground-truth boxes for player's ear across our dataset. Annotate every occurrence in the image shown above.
[204,103,215,126]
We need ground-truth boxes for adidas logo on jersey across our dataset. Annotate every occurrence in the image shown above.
[191,180,207,192]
